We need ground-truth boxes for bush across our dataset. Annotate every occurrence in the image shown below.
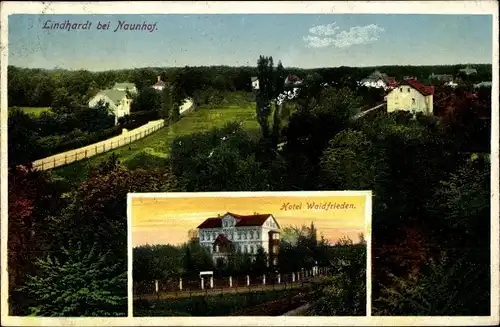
[36,126,122,158]
[118,110,160,130]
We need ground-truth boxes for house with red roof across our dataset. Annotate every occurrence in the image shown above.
[152,75,166,91]
[197,212,281,266]
[386,78,435,115]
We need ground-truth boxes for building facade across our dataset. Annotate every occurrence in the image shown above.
[88,89,132,125]
[197,212,280,265]
[386,78,434,115]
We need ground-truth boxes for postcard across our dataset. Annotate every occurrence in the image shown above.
[129,191,371,317]
[1,1,499,327]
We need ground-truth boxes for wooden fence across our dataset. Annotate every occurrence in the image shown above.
[32,98,195,171]
[32,119,165,170]
[134,267,331,300]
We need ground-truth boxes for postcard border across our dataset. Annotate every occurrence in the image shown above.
[1,1,499,326]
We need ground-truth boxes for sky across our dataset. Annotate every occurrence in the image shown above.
[8,14,493,71]
[131,193,369,247]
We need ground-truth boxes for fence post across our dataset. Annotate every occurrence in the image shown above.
[54,157,56,167]
[246,275,250,286]
[65,154,67,164]
[263,274,266,285]
[155,280,159,293]
[201,277,204,290]
[210,276,214,289]
[179,278,183,291]
[85,149,88,158]
[278,274,281,284]
[41,161,44,170]
[95,145,98,155]
[292,272,295,282]
[75,152,77,161]
[229,276,232,288]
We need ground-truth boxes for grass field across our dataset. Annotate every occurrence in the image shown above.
[53,102,259,185]
[11,107,52,116]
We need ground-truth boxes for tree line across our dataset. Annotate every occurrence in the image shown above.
[133,223,365,283]
[7,55,492,316]
[8,63,491,108]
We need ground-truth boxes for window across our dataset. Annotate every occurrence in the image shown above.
[256,231,260,239]
[412,98,416,105]
[250,245,254,254]
[250,231,254,239]
[407,87,410,93]
[237,232,240,240]
[400,87,403,92]
[201,233,204,241]
[223,221,226,227]
[216,245,220,253]
[244,245,248,253]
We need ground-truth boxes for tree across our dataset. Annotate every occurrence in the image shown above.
[271,61,287,146]
[21,243,127,317]
[255,56,275,137]
[252,247,268,274]
[161,84,173,121]
[319,129,377,190]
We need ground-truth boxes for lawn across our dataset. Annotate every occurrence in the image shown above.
[53,102,259,185]
[11,107,52,116]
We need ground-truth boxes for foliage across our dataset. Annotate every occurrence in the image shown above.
[373,252,489,316]
[117,110,161,130]
[309,237,366,316]
[21,243,127,317]
[169,121,270,192]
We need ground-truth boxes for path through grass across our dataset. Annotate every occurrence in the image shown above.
[53,103,258,185]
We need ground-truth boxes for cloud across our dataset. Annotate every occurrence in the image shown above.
[303,23,385,49]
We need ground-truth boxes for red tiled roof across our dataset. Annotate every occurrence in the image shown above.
[286,74,302,82]
[396,79,435,96]
[197,212,272,229]
[197,218,222,229]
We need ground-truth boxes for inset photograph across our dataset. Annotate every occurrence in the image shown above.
[129,191,371,317]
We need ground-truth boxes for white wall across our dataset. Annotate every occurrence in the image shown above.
[387,85,431,114]
[198,214,280,259]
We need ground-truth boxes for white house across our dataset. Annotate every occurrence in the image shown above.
[88,89,132,125]
[112,82,138,94]
[197,212,281,266]
[251,77,259,90]
[358,70,396,90]
[152,76,166,91]
[386,78,434,115]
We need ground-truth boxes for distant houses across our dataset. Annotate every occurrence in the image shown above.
[459,66,478,76]
[386,78,435,116]
[358,70,397,90]
[112,82,138,94]
[88,82,137,125]
[251,77,259,90]
[152,76,166,91]
[473,81,492,89]
[284,74,304,87]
